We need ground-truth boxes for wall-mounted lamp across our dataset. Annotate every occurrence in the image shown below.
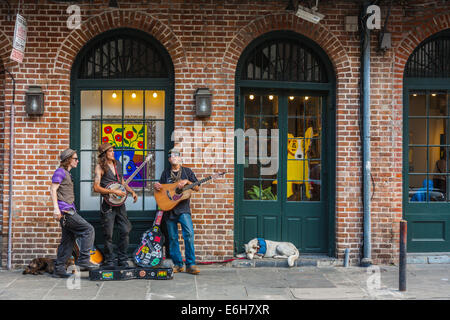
[194,88,212,117]
[109,0,118,8]
[25,86,44,116]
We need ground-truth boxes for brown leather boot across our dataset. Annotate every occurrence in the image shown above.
[172,265,184,273]
[186,265,200,275]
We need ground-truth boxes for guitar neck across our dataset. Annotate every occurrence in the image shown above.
[124,156,152,186]
[182,175,213,192]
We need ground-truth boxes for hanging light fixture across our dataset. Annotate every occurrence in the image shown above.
[25,86,44,116]
[194,88,212,117]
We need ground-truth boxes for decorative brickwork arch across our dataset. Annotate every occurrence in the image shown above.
[52,10,186,78]
[220,12,350,87]
[0,30,10,65]
[0,30,9,267]
[394,13,450,81]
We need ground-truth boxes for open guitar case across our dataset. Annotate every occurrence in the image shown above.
[89,210,173,281]
[89,266,173,281]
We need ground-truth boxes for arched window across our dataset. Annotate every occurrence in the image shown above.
[241,39,328,83]
[405,30,450,78]
[78,34,168,79]
[71,28,174,252]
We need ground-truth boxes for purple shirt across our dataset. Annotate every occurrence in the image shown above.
[52,167,76,213]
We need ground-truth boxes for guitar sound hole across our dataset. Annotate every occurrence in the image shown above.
[175,188,182,194]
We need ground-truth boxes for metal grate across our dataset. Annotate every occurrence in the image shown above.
[405,33,450,78]
[78,35,168,79]
[242,39,328,83]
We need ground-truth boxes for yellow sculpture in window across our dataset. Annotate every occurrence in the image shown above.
[274,127,313,199]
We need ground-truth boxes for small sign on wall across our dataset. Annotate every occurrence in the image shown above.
[10,14,27,63]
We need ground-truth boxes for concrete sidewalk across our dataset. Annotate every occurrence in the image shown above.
[0,263,449,300]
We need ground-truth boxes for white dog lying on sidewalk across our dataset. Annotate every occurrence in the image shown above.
[243,238,300,267]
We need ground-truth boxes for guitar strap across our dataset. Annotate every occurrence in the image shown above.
[113,161,121,183]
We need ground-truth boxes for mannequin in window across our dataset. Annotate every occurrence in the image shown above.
[433,154,446,197]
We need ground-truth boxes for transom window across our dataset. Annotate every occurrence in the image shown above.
[241,39,328,82]
[78,35,168,79]
[405,31,450,78]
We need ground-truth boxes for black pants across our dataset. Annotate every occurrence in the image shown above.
[100,201,132,263]
[55,211,95,272]
[161,212,171,259]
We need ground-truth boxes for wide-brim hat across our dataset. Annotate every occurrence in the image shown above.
[60,148,76,162]
[98,143,113,157]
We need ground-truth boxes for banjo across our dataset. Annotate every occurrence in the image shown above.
[104,154,153,206]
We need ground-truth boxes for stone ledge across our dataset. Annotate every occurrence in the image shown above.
[231,255,340,268]
[407,253,450,264]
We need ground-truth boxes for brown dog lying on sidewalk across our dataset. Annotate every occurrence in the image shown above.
[23,257,75,275]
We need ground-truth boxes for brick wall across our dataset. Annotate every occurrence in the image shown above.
[0,0,449,268]
[0,49,4,267]
[0,28,11,267]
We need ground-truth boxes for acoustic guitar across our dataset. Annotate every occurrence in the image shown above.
[154,172,225,211]
[133,210,165,267]
[104,154,153,206]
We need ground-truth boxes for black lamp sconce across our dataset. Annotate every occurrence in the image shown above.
[194,88,212,117]
[25,86,44,116]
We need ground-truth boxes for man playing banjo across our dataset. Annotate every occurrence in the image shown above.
[93,142,138,268]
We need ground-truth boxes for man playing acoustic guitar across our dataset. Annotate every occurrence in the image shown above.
[93,143,138,268]
[154,149,200,275]
[51,148,97,277]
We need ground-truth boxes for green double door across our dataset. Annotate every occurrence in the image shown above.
[404,88,450,252]
[235,90,331,254]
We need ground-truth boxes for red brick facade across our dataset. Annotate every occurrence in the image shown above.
[1,0,450,268]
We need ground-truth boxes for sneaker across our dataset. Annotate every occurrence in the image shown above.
[172,265,184,273]
[186,265,200,275]
[76,261,99,271]
[52,270,72,278]
[117,260,129,268]
[101,261,116,269]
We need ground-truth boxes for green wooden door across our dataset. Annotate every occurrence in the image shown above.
[233,31,336,256]
[235,91,330,253]
[404,88,450,252]
[403,29,450,252]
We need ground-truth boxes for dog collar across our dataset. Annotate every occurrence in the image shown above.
[257,238,267,255]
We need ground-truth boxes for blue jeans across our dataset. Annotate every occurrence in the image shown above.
[166,213,196,267]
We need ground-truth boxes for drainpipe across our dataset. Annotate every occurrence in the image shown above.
[2,68,15,270]
[360,2,372,267]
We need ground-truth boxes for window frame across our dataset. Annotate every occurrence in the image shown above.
[70,28,175,219]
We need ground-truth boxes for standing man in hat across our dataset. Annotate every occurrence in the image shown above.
[51,148,97,278]
[154,150,201,275]
[93,143,138,268]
